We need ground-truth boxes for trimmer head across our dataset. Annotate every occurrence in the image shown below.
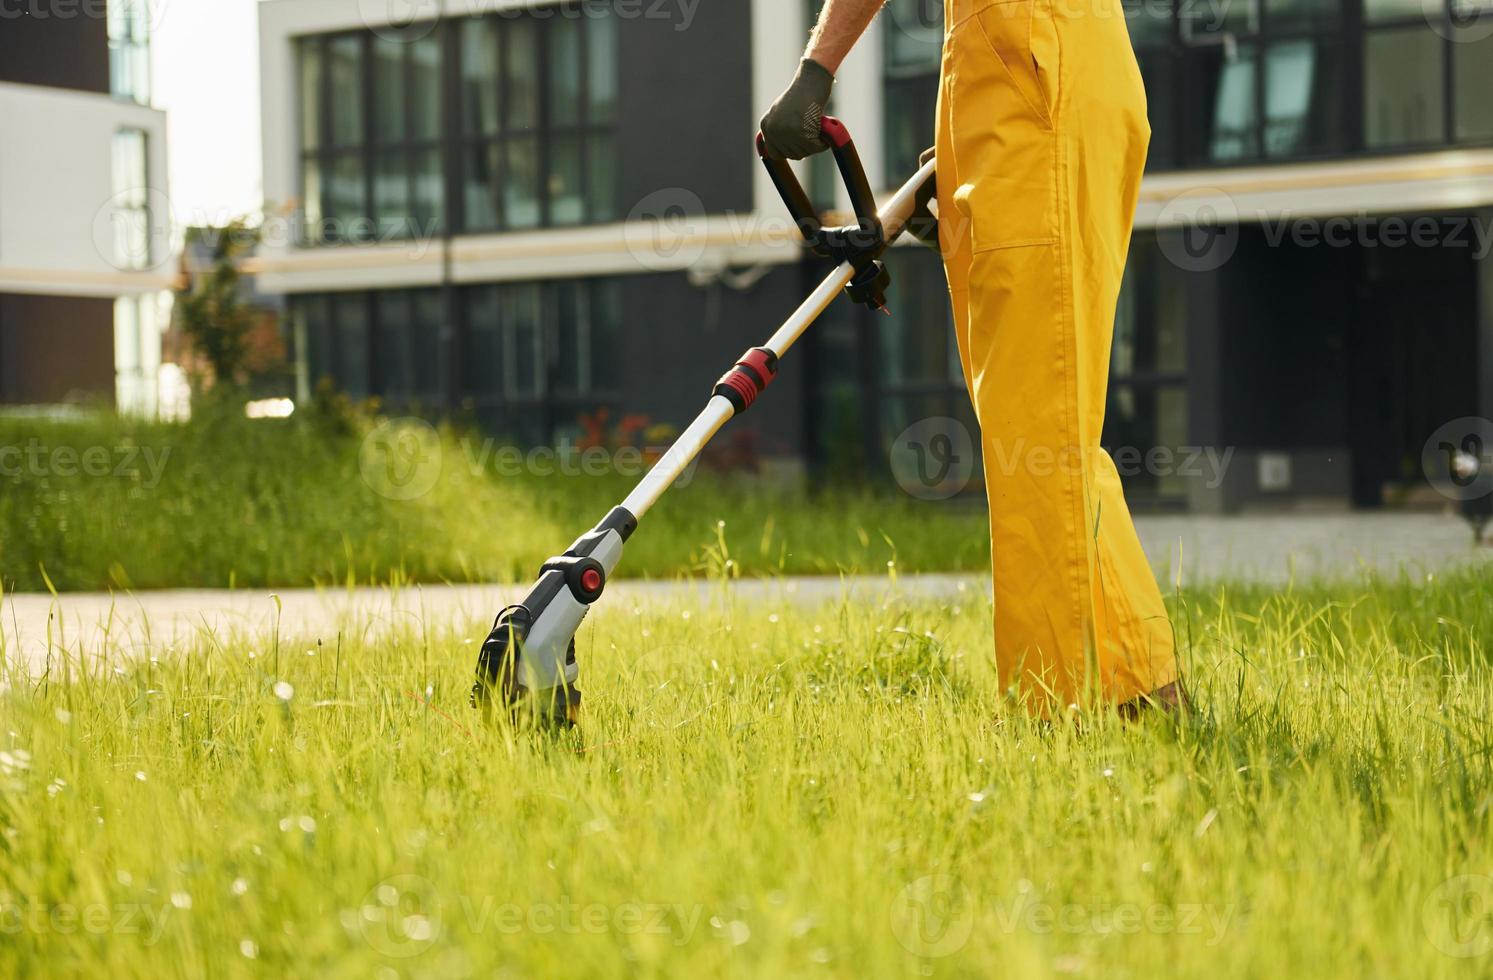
[471,507,635,728]
[472,605,582,727]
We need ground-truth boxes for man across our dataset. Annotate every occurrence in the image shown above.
[760,0,1184,716]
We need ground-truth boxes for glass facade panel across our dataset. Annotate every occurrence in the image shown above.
[549,136,586,226]
[505,138,542,229]
[506,21,540,130]
[328,37,364,147]
[301,43,322,151]
[373,37,406,141]
[549,18,583,127]
[1263,40,1343,158]
[1265,0,1339,31]
[587,13,619,123]
[1453,30,1493,142]
[410,35,442,140]
[462,19,500,136]
[1364,28,1446,147]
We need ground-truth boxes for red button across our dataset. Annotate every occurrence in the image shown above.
[580,569,603,593]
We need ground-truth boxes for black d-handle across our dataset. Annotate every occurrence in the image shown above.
[756,116,884,251]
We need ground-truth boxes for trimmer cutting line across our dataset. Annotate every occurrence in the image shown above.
[472,117,938,726]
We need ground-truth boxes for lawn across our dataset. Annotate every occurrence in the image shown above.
[1,571,1489,977]
[0,410,990,593]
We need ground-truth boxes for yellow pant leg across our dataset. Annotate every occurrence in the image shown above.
[938,0,1178,711]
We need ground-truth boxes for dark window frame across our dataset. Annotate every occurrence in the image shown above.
[454,10,619,233]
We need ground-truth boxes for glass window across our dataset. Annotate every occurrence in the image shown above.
[108,0,152,104]
[374,291,415,401]
[374,150,410,225]
[411,290,446,401]
[548,136,585,226]
[505,139,542,229]
[373,37,407,141]
[328,36,365,147]
[1364,28,1446,147]
[589,280,621,392]
[549,17,583,127]
[1264,40,1343,158]
[465,286,503,399]
[1364,0,1439,20]
[1186,45,1259,163]
[1181,0,1256,38]
[504,285,543,398]
[1453,30,1493,142]
[506,21,540,131]
[333,293,370,398]
[412,149,444,230]
[1124,0,1174,47]
[111,129,151,270]
[1265,0,1339,31]
[465,144,500,230]
[462,19,500,136]
[882,0,942,181]
[301,42,322,151]
[587,14,619,123]
[884,0,943,70]
[410,35,442,140]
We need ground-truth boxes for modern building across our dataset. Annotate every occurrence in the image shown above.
[0,0,173,414]
[257,0,1493,511]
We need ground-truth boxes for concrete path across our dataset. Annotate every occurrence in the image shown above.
[3,513,1487,672]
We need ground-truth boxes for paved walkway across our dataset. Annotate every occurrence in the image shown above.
[3,514,1487,671]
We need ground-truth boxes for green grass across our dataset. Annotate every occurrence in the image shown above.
[0,411,989,592]
[1,571,1489,976]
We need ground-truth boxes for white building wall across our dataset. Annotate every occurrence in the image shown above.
[0,81,172,298]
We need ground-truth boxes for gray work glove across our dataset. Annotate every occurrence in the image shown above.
[760,59,835,160]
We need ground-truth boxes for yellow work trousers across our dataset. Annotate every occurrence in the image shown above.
[936,0,1178,711]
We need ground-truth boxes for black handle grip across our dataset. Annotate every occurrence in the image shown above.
[756,116,881,245]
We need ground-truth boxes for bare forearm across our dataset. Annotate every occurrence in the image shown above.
[805,0,885,74]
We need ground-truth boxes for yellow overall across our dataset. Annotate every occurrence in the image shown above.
[935,0,1178,711]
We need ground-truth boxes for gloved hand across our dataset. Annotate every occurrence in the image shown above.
[905,147,940,252]
[759,59,835,160]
